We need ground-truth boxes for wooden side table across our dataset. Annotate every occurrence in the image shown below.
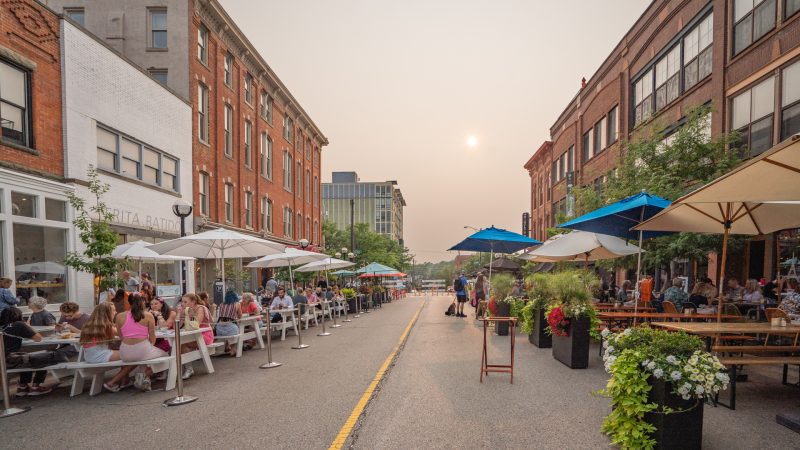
[479,316,517,384]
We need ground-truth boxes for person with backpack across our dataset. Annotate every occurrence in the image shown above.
[453,273,469,317]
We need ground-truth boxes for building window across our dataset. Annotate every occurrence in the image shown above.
[297,213,302,239]
[733,0,776,56]
[224,183,233,223]
[582,128,593,162]
[197,24,208,63]
[224,105,233,157]
[149,68,168,85]
[297,162,303,197]
[607,106,618,145]
[594,117,606,154]
[1,59,30,147]
[654,46,680,111]
[283,151,293,191]
[244,191,253,228]
[781,60,800,139]
[731,76,775,156]
[260,91,273,122]
[244,73,253,104]
[305,170,311,203]
[262,197,272,233]
[95,125,179,191]
[197,83,209,142]
[260,133,272,179]
[199,172,209,216]
[787,0,800,18]
[284,207,293,238]
[314,148,320,167]
[244,120,252,168]
[65,8,85,26]
[684,14,713,91]
[633,69,654,126]
[314,176,319,207]
[567,146,574,174]
[305,139,311,160]
[223,53,233,87]
[313,220,318,244]
[306,217,311,240]
[283,116,293,141]
[148,8,167,49]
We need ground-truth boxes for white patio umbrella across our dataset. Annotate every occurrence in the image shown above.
[112,240,194,285]
[15,261,66,275]
[148,228,285,292]
[295,257,355,273]
[635,135,800,321]
[522,230,641,263]
[246,248,329,290]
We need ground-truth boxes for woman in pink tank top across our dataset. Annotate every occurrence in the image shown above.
[178,293,213,380]
[114,293,167,392]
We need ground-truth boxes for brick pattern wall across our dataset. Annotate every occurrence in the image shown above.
[0,0,63,179]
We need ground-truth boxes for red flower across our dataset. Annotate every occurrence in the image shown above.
[547,306,570,337]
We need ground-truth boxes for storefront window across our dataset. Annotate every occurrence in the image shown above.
[11,191,36,217]
[13,223,67,304]
[45,198,66,222]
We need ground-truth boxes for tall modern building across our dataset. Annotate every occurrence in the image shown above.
[524,0,800,283]
[322,172,406,244]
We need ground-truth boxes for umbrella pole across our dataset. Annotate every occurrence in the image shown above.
[488,248,494,300]
[221,247,226,296]
[633,229,644,326]
[717,224,730,323]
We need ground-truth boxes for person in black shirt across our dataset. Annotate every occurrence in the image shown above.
[1,307,51,396]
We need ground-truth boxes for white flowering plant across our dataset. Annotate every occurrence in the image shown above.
[597,326,729,449]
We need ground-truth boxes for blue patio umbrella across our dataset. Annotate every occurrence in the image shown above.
[448,226,541,295]
[557,191,671,315]
[356,262,400,274]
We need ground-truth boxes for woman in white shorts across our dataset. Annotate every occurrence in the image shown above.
[115,293,167,391]
[79,302,137,391]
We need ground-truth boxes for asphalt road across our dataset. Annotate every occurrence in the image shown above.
[5,294,800,449]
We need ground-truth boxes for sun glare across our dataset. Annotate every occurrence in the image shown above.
[467,136,478,147]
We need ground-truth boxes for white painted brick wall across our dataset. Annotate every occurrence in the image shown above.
[62,20,194,309]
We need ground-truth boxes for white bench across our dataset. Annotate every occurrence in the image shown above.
[66,356,174,396]
[262,310,298,341]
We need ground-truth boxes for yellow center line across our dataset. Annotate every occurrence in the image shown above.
[328,299,426,450]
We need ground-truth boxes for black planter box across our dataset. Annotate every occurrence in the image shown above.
[645,378,704,449]
[346,297,356,313]
[496,301,511,335]
[531,308,552,348]
[551,315,590,369]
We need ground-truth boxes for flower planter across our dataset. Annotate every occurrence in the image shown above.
[645,378,704,449]
[551,315,590,369]
[530,308,552,348]
[495,301,511,335]
[346,297,356,313]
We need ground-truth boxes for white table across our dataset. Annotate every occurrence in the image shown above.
[262,308,299,341]
[216,315,265,357]
[158,327,214,391]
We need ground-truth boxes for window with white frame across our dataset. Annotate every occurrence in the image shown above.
[655,46,680,111]
[582,128,593,162]
[633,69,654,126]
[244,120,252,168]
[1,59,30,147]
[306,217,311,240]
[224,183,233,222]
[263,93,273,123]
[283,116,293,141]
[733,0,776,56]
[731,76,775,156]
[314,176,319,207]
[297,213,302,239]
[197,83,208,142]
[684,14,713,91]
[283,151,292,191]
[594,117,606,154]
[199,172,209,216]
[260,133,272,179]
[197,24,208,63]
[224,53,233,87]
[224,105,233,156]
[244,73,253,104]
[313,220,318,244]
[297,162,303,197]
[305,170,311,203]
[262,197,272,233]
[95,125,179,191]
[244,191,252,227]
[148,8,167,49]
[284,206,293,238]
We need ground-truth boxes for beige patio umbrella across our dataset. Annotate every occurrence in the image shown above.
[521,230,641,263]
[635,135,800,322]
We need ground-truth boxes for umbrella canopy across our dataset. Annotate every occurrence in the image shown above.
[358,272,406,278]
[246,248,328,269]
[483,257,522,272]
[557,191,671,240]
[448,226,541,254]
[356,262,399,274]
[15,261,65,275]
[524,230,642,262]
[295,257,355,273]
[330,269,357,276]
[112,240,194,261]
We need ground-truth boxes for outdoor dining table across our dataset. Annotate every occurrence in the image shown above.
[599,312,741,329]
[650,321,800,350]
[233,315,265,357]
[594,304,656,312]
[157,327,214,391]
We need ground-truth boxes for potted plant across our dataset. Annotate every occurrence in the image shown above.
[598,326,729,449]
[341,288,357,312]
[490,274,515,335]
[525,273,554,348]
[546,270,600,368]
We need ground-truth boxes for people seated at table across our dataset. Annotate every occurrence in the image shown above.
[178,293,213,380]
[762,277,780,304]
[77,303,135,392]
[617,281,630,303]
[777,278,800,319]
[663,278,689,311]
[110,288,129,314]
[0,277,19,312]
[725,278,744,301]
[116,293,167,391]
[149,297,176,330]
[689,277,716,306]
[742,279,764,303]
[56,301,90,334]
[1,307,51,396]
[28,296,56,326]
[306,287,319,306]
[270,288,294,323]
[140,272,154,300]
[196,291,216,322]
[216,290,242,356]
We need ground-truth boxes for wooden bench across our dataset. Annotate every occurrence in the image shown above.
[712,345,800,355]
[65,355,175,397]
[715,356,800,410]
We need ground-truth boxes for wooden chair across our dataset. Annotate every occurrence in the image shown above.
[662,301,678,314]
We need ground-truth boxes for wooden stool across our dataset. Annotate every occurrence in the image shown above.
[479,316,517,384]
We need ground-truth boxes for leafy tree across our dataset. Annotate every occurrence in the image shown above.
[323,221,412,270]
[64,166,127,303]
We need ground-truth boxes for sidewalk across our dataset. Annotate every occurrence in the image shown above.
[354,295,800,449]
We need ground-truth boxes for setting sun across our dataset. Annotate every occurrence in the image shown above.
[467,136,478,147]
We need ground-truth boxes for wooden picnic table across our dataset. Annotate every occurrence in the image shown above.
[650,322,800,336]
[594,304,656,312]
[599,312,741,321]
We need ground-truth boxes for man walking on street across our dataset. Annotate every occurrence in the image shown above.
[454,273,469,317]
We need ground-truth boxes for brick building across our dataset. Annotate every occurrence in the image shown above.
[46,0,328,291]
[0,0,74,302]
[525,0,800,282]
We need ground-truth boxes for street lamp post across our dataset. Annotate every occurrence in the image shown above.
[172,199,193,295]
[463,225,483,266]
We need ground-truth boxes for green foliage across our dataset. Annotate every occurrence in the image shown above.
[519,301,535,335]
[323,221,411,270]
[63,166,126,299]
[490,273,515,299]
[341,288,356,299]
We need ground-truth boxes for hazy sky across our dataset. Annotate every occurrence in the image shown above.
[222,0,651,262]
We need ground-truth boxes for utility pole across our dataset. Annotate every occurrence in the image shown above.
[350,198,355,256]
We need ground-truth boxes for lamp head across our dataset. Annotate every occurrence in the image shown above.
[341,247,348,254]
[347,252,354,260]
[299,238,310,249]
[172,199,193,217]
[334,252,342,259]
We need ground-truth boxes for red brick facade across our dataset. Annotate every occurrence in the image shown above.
[523,141,552,242]
[0,0,63,179]
[189,3,325,246]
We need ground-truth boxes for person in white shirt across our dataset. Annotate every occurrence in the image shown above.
[269,287,294,322]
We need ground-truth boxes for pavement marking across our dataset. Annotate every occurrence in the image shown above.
[328,299,426,450]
